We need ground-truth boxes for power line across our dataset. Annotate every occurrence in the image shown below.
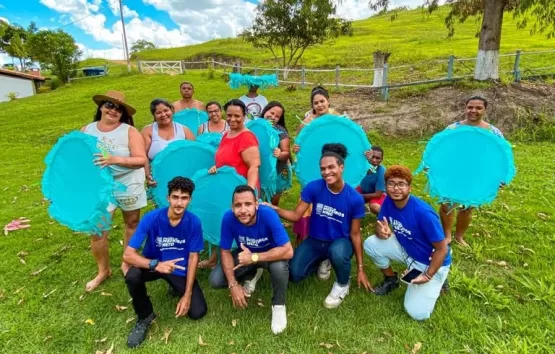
[55,0,120,31]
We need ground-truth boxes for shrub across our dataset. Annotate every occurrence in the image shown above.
[6,92,18,101]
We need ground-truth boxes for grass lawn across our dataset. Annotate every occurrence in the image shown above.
[0,72,554,353]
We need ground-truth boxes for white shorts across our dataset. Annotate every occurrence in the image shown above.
[108,170,147,212]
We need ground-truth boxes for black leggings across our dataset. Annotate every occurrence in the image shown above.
[125,267,207,320]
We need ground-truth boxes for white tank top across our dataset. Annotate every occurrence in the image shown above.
[147,122,186,160]
[84,122,144,180]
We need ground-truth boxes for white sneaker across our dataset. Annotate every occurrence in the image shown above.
[271,305,287,334]
[317,259,331,281]
[323,282,349,309]
[243,268,264,297]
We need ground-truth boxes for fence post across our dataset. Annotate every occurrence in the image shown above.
[381,63,389,101]
[180,61,184,74]
[335,65,340,89]
[254,67,258,75]
[137,61,142,73]
[301,66,306,89]
[104,64,108,76]
[513,50,522,82]
[447,55,454,80]
[210,58,214,71]
[275,68,279,82]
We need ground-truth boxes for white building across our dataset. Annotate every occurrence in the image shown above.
[0,68,46,103]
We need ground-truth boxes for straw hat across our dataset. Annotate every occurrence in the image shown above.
[92,90,136,116]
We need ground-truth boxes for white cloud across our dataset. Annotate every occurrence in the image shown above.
[40,0,189,51]
[0,16,10,24]
[143,0,257,42]
[108,0,139,18]
[77,42,125,60]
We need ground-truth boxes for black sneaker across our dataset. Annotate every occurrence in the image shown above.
[127,312,156,348]
[374,273,399,296]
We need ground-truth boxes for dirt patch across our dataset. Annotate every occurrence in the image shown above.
[332,82,555,136]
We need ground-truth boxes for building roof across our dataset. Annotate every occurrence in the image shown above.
[0,68,46,81]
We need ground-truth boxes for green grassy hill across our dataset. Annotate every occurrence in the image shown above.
[0,71,554,353]
[134,6,554,67]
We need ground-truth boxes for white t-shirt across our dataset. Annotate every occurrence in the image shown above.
[239,94,268,118]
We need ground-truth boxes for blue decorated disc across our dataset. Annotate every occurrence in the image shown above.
[42,131,116,235]
[294,114,371,187]
[173,109,209,137]
[189,166,247,246]
[151,140,215,207]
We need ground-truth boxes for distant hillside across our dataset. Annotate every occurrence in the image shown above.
[131,6,553,67]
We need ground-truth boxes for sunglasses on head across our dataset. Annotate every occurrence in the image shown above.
[103,101,123,113]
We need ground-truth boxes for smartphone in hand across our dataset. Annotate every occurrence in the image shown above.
[400,268,423,285]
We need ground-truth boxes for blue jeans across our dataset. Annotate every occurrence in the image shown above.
[290,237,353,285]
[363,234,450,321]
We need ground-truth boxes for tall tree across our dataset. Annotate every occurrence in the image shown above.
[6,34,28,69]
[130,39,156,54]
[27,29,82,83]
[0,21,36,69]
[241,0,352,71]
[369,0,555,80]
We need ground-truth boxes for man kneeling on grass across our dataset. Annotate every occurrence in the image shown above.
[209,185,293,334]
[363,165,450,320]
[123,177,207,348]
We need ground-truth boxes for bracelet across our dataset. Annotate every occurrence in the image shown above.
[357,264,364,269]
[228,281,238,289]
[423,271,433,280]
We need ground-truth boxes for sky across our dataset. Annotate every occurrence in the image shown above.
[0,0,427,65]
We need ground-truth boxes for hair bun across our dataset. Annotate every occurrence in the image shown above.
[322,143,348,159]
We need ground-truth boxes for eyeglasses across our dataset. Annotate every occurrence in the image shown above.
[103,101,123,113]
[386,181,409,189]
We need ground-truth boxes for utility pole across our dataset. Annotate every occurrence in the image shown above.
[118,0,131,72]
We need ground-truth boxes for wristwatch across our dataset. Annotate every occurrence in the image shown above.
[251,253,259,263]
[149,259,159,270]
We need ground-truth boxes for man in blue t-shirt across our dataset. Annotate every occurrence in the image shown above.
[269,143,373,309]
[123,177,206,348]
[209,185,293,335]
[358,145,386,215]
[363,165,451,321]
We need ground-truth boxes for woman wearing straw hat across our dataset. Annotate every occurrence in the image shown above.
[80,90,148,292]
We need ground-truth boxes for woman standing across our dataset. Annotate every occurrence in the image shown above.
[142,99,195,187]
[259,101,291,206]
[81,90,147,292]
[197,101,230,136]
[292,86,336,247]
[200,99,261,270]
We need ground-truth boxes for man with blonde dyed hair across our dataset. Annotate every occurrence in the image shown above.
[363,165,451,321]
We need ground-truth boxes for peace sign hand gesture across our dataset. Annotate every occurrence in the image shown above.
[155,258,186,274]
[376,217,392,240]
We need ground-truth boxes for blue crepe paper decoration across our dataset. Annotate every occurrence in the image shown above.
[228,73,279,90]
[173,109,209,137]
[197,132,222,149]
[42,131,119,235]
[189,166,247,246]
[294,114,372,188]
[151,140,215,207]
[246,119,280,202]
[415,125,516,208]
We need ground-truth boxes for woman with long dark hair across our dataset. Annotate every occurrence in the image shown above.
[259,101,291,206]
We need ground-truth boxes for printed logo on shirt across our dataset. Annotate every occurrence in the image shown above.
[388,217,412,240]
[155,236,186,250]
[238,235,270,249]
[315,203,345,223]
[97,136,116,154]
[246,102,262,117]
